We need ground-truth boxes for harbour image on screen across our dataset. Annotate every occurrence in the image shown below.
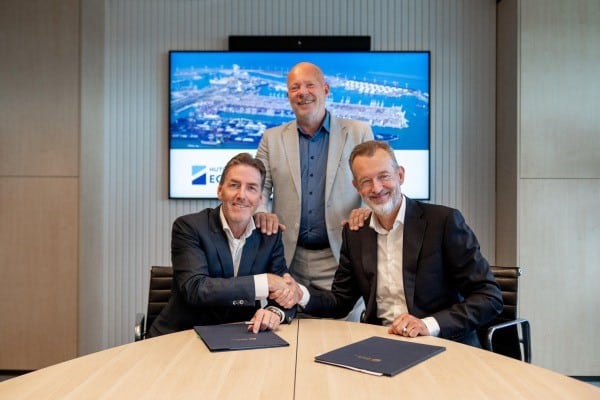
[169,51,430,199]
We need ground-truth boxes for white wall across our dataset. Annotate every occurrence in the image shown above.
[81,0,498,353]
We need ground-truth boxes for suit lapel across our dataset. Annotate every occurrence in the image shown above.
[237,231,259,276]
[402,199,426,312]
[282,122,302,198]
[360,224,378,283]
[210,206,235,278]
[325,115,348,202]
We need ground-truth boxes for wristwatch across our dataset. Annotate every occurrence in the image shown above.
[265,306,285,323]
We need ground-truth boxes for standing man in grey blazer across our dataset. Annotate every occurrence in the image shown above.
[254,62,373,320]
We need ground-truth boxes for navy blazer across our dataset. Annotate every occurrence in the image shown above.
[149,206,294,337]
[303,197,503,346]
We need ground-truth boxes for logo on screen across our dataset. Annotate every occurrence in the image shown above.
[191,165,207,185]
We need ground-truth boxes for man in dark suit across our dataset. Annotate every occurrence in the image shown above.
[286,140,502,346]
[149,153,297,337]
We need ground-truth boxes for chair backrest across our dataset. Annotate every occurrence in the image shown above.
[491,265,520,321]
[145,266,173,334]
[478,265,523,360]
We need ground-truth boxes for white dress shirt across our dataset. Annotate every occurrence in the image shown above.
[219,208,269,299]
[370,195,439,336]
[371,196,407,324]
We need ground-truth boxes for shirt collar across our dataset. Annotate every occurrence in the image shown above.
[369,194,406,234]
[322,110,331,133]
[219,206,255,241]
[297,110,331,137]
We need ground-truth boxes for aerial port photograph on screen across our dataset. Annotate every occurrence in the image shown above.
[169,51,429,151]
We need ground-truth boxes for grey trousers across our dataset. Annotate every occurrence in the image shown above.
[290,246,365,322]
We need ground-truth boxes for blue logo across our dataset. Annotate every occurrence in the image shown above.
[192,165,207,185]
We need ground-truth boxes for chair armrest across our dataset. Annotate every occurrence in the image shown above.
[484,318,531,363]
[134,312,146,341]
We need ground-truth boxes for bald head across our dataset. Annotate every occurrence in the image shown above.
[287,62,326,86]
[286,62,330,131]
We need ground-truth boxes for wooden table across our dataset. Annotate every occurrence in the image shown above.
[295,319,599,399]
[1,319,598,399]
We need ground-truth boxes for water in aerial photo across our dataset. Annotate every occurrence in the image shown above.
[169,51,430,151]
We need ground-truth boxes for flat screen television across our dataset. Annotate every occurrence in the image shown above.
[169,50,430,199]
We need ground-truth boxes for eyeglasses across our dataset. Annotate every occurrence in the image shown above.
[356,173,395,190]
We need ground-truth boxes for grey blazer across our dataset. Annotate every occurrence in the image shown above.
[255,113,374,264]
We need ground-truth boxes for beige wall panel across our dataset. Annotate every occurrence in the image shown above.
[0,178,78,370]
[519,179,599,375]
[519,0,600,179]
[0,0,79,177]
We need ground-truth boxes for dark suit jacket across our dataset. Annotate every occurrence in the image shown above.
[303,198,503,346]
[149,206,295,337]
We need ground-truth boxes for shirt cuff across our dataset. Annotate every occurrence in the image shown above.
[422,316,440,337]
[297,284,310,308]
[254,274,268,299]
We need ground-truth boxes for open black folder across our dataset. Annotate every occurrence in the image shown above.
[194,324,289,352]
[315,336,445,377]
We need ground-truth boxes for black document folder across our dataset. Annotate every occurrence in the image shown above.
[194,324,289,352]
[315,336,445,377]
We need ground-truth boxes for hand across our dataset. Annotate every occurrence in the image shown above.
[247,308,281,333]
[254,212,287,235]
[342,207,372,231]
[388,313,430,338]
[267,273,302,309]
[266,273,291,292]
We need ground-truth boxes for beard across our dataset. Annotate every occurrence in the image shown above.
[364,188,402,217]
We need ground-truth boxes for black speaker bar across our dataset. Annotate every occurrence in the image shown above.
[228,35,371,52]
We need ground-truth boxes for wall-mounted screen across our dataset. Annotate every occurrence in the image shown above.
[169,51,430,199]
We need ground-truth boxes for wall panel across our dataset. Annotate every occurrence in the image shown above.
[0,178,78,369]
[0,0,80,369]
[520,1,600,179]
[0,1,79,177]
[519,180,600,374]
[517,0,600,374]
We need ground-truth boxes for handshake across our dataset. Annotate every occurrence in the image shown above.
[267,273,304,309]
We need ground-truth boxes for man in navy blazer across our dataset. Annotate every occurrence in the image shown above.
[149,153,297,337]
[292,141,502,346]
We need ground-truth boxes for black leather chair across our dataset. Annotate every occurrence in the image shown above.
[478,265,531,363]
[134,266,173,341]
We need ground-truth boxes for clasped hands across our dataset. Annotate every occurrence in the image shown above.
[267,273,303,309]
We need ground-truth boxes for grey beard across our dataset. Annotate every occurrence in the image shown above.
[368,197,399,217]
